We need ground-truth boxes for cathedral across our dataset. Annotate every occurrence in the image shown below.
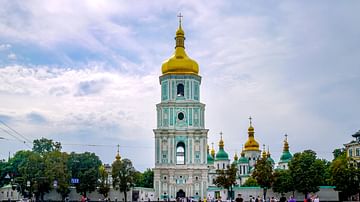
[153,17,293,200]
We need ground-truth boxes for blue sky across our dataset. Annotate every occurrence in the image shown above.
[0,0,359,171]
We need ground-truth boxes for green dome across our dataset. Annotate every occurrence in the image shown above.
[238,156,249,164]
[267,157,275,165]
[279,151,292,163]
[207,153,214,164]
[215,148,229,160]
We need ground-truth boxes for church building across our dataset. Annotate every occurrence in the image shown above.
[153,16,209,199]
[153,16,293,200]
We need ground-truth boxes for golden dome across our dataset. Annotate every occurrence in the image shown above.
[244,117,260,151]
[211,142,215,158]
[234,152,239,161]
[115,144,121,161]
[161,15,199,75]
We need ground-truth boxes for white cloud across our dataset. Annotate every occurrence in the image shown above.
[0,1,359,169]
[7,53,16,60]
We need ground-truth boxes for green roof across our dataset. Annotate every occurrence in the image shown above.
[238,156,249,164]
[267,157,275,164]
[215,148,229,160]
[279,151,292,162]
[207,153,214,164]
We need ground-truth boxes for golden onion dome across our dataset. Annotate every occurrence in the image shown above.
[211,142,216,158]
[161,15,199,75]
[244,117,260,151]
[115,144,121,161]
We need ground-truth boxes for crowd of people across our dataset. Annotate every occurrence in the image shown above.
[232,193,320,202]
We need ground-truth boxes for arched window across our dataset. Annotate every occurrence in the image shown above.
[176,142,185,165]
[177,83,184,97]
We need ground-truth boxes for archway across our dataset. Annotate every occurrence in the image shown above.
[176,189,185,198]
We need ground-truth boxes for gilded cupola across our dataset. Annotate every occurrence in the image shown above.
[161,14,199,75]
[244,117,260,151]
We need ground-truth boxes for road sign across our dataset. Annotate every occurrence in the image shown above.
[71,178,79,184]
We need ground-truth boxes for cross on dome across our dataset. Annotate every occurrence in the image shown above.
[177,12,183,27]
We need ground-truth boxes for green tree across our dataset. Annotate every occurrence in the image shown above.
[252,157,274,200]
[112,158,137,202]
[0,160,9,187]
[272,169,294,195]
[142,168,154,188]
[330,153,360,200]
[242,176,259,187]
[332,148,345,160]
[68,152,102,197]
[214,164,237,200]
[18,151,50,201]
[33,138,61,155]
[98,165,110,198]
[134,168,154,188]
[44,151,71,200]
[289,150,326,198]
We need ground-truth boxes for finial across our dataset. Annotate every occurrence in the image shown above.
[219,132,224,148]
[249,116,252,126]
[177,12,183,28]
[262,144,267,158]
[285,133,288,141]
[212,142,214,148]
[267,145,271,157]
[263,144,265,151]
[115,144,121,161]
[283,134,289,152]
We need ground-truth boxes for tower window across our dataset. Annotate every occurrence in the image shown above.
[176,142,185,165]
[178,112,184,120]
[177,83,184,97]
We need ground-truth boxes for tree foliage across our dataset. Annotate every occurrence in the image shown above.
[44,151,71,200]
[134,168,154,188]
[214,164,237,200]
[272,169,294,194]
[252,157,274,199]
[242,176,259,187]
[330,153,360,199]
[289,150,326,197]
[18,151,50,201]
[98,165,110,198]
[112,158,137,202]
[68,152,102,196]
[33,138,61,155]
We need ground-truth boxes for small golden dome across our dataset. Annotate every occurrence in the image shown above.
[219,132,224,149]
[234,152,239,161]
[211,142,216,158]
[161,15,199,75]
[244,117,260,151]
[115,144,121,161]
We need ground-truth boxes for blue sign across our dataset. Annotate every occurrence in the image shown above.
[71,178,79,184]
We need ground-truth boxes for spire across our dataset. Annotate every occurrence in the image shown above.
[262,144,267,159]
[115,144,121,161]
[211,142,215,158]
[175,12,185,48]
[219,132,224,149]
[283,134,289,152]
[267,145,271,157]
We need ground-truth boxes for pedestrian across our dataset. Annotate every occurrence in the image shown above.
[279,194,286,202]
[288,195,296,202]
[235,194,243,202]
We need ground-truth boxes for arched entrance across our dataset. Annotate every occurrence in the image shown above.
[176,189,185,198]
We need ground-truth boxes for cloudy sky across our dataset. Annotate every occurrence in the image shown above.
[0,1,359,171]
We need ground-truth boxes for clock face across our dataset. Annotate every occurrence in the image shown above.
[178,112,184,120]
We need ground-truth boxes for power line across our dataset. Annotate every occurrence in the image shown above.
[0,120,32,143]
[0,126,32,149]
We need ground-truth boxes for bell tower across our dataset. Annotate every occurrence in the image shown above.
[153,15,208,200]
